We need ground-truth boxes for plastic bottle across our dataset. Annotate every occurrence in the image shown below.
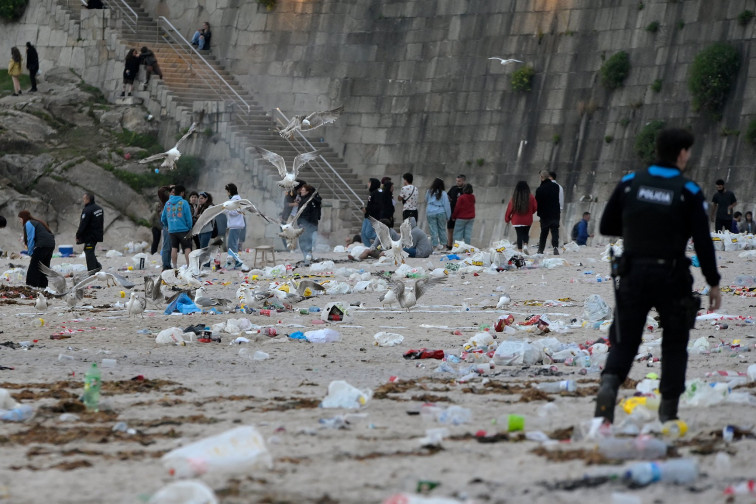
[624,458,698,486]
[83,363,101,412]
[598,436,667,460]
[536,380,577,393]
[661,419,688,439]
[436,405,472,425]
[0,404,35,422]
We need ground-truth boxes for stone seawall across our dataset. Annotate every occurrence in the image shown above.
[5,0,756,246]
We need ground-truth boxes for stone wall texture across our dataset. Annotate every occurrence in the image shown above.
[5,0,756,245]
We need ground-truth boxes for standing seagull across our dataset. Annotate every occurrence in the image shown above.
[488,57,523,66]
[387,277,446,312]
[35,293,48,312]
[278,106,344,139]
[126,291,146,318]
[187,198,271,237]
[138,122,197,171]
[278,191,318,250]
[254,147,319,190]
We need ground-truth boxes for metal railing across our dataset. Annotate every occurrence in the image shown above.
[274,108,365,224]
[104,0,138,34]
[156,17,251,117]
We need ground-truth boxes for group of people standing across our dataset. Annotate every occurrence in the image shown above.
[7,43,39,96]
[360,173,476,252]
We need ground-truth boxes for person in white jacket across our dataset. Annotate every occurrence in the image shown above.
[223,183,248,270]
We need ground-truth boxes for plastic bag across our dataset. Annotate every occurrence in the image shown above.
[583,294,612,321]
[155,327,190,345]
[493,340,542,365]
[164,293,201,315]
[463,332,494,351]
[309,260,335,272]
[321,380,371,408]
[304,328,341,343]
[161,426,272,478]
[105,249,124,257]
[0,268,26,283]
[373,332,404,347]
[541,258,567,269]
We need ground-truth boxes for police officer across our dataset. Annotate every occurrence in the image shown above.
[76,193,104,272]
[595,128,721,424]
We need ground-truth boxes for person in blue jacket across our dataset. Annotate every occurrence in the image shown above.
[161,184,193,268]
[576,212,593,246]
[18,210,55,288]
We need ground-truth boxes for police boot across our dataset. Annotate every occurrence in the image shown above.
[594,374,622,423]
[658,398,679,423]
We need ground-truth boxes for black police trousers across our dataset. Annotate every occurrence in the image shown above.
[603,260,693,400]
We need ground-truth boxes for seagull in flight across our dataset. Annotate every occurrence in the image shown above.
[187,198,271,237]
[488,57,523,66]
[387,277,446,312]
[278,191,318,250]
[278,106,344,139]
[138,122,197,171]
[254,147,319,190]
[369,217,413,266]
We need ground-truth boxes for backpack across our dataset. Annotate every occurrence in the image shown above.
[571,221,580,242]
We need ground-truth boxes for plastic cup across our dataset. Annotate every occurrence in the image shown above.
[497,414,525,432]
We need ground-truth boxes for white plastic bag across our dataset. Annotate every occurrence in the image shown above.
[493,340,542,365]
[155,327,189,345]
[321,380,371,408]
[583,294,612,321]
[161,426,272,478]
[304,328,341,343]
[373,332,404,347]
[463,332,494,351]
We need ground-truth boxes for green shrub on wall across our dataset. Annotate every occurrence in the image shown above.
[746,119,756,146]
[511,66,535,92]
[0,0,29,21]
[634,120,665,164]
[600,51,630,89]
[257,0,276,11]
[688,43,740,119]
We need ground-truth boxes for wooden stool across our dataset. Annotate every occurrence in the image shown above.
[252,245,276,268]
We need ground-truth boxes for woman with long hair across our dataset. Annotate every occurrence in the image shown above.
[18,210,56,288]
[8,47,23,96]
[196,192,215,248]
[505,181,538,253]
[425,178,451,250]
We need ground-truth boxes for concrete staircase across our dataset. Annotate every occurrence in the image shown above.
[58,0,366,232]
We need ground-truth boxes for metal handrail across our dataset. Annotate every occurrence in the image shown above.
[104,0,137,33]
[157,16,251,114]
[274,109,365,222]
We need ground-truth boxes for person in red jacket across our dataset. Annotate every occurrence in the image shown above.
[451,184,475,245]
[505,181,538,253]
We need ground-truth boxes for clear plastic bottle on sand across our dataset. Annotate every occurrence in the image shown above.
[624,459,698,485]
[536,380,577,393]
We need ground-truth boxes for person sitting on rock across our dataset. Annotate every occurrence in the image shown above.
[139,46,162,90]
[190,22,212,50]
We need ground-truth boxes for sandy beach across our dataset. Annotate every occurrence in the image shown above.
[0,237,754,504]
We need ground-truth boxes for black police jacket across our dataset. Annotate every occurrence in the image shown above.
[77,201,104,243]
[600,164,719,287]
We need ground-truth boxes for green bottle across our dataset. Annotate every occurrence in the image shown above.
[83,363,101,412]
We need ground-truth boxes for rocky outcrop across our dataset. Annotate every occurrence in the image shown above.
[0,69,159,254]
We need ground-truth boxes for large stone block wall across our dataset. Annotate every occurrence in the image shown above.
[7,0,756,246]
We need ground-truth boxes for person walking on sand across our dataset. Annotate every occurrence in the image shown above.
[505,181,537,254]
[446,174,466,250]
[76,193,104,273]
[8,47,22,96]
[594,128,721,425]
[399,173,419,222]
[535,170,561,255]
[297,184,322,266]
[18,210,55,288]
[25,42,38,93]
[710,178,737,232]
